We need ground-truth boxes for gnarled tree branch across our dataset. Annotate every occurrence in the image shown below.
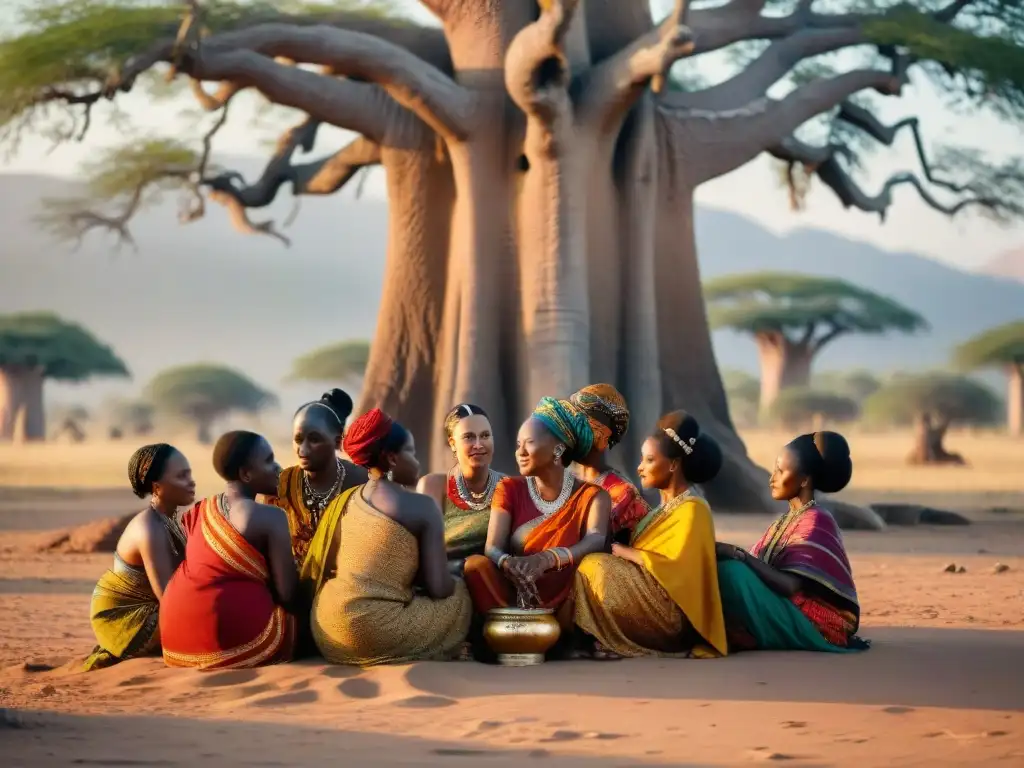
[578,0,695,130]
[674,27,867,112]
[505,0,580,126]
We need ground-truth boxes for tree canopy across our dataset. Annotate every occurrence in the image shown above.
[288,339,371,384]
[1,1,1022,245]
[952,320,1024,370]
[766,386,860,429]
[145,363,275,425]
[861,372,1002,427]
[0,312,129,380]
[704,272,928,348]
[813,369,883,402]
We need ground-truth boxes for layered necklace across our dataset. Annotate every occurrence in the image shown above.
[527,469,575,517]
[303,457,346,527]
[453,467,499,511]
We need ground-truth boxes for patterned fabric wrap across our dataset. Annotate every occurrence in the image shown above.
[159,496,296,670]
[595,471,649,535]
[84,557,163,671]
[569,384,630,451]
[531,396,594,462]
[264,466,349,566]
[441,472,493,560]
[749,503,861,636]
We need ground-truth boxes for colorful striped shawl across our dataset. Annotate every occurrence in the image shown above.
[750,503,859,611]
[595,471,649,535]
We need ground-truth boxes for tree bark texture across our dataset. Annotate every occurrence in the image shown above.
[755,333,813,410]
[166,0,897,511]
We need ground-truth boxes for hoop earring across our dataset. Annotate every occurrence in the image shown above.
[386,469,394,482]
[553,444,565,460]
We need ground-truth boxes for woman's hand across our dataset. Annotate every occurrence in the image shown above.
[611,543,641,564]
[507,552,555,584]
[715,542,747,562]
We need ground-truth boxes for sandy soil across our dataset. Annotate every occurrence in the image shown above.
[2,435,1023,766]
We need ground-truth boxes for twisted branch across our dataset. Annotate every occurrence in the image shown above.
[505,0,580,125]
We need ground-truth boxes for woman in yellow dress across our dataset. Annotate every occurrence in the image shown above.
[307,408,472,666]
[417,403,504,575]
[573,411,728,659]
[84,443,196,670]
[263,388,368,566]
[568,384,649,543]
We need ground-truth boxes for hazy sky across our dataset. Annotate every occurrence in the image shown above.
[3,0,1022,269]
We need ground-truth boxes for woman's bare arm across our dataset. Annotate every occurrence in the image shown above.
[733,548,803,597]
[565,490,612,564]
[484,506,513,565]
[415,473,447,513]
[261,505,299,609]
[411,496,456,599]
[137,514,180,601]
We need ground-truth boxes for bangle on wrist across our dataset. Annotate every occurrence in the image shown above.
[497,553,510,570]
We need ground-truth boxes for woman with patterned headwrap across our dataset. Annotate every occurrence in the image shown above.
[569,384,649,543]
[160,431,298,670]
[84,443,196,670]
[463,398,612,627]
[308,408,472,666]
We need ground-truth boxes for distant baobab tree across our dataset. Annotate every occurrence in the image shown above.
[4,1,1022,510]
[0,312,129,442]
[145,363,277,444]
[953,321,1024,436]
[288,340,371,389]
[705,273,926,410]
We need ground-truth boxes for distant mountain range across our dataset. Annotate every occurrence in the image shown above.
[2,165,1022,409]
[981,246,1024,284]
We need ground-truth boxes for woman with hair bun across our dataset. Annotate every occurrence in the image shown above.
[308,408,472,665]
[417,403,504,575]
[160,431,299,670]
[84,444,196,670]
[572,411,728,660]
[716,431,869,652]
[264,388,368,566]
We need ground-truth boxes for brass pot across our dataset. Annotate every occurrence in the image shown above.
[483,607,561,666]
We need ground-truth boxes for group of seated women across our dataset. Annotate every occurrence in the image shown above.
[85,384,868,672]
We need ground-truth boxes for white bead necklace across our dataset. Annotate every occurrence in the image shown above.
[526,469,575,517]
[454,468,498,511]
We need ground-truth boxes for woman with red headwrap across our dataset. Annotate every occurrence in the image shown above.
[305,408,472,666]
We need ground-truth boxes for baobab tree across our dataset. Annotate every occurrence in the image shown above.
[861,373,1001,465]
[145,363,276,443]
[705,272,926,409]
[289,339,371,389]
[0,312,128,442]
[953,320,1024,436]
[3,1,1022,511]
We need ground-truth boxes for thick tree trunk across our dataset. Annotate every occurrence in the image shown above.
[19,367,46,441]
[756,334,813,410]
[0,367,26,442]
[1008,364,1023,437]
[906,414,965,466]
[357,141,453,465]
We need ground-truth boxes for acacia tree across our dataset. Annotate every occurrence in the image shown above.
[146,363,276,443]
[3,0,1022,511]
[104,397,156,437]
[705,272,926,409]
[289,339,371,388]
[766,386,859,430]
[0,312,129,442]
[861,373,1001,464]
[953,320,1024,436]
[813,369,882,404]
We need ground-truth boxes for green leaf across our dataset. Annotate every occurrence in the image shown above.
[0,311,129,381]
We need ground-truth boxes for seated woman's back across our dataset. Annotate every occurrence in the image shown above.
[310,409,472,666]
[159,431,298,670]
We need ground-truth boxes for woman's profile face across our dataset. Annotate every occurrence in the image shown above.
[390,432,421,487]
[152,450,196,507]
[450,414,494,470]
[636,438,673,490]
[769,447,805,501]
[515,418,557,477]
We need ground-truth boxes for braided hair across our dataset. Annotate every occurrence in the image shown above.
[128,443,177,499]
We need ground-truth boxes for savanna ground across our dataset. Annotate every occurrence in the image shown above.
[1,428,1023,766]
